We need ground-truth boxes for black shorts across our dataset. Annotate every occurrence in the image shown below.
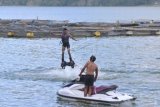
[63,42,70,48]
[85,75,94,86]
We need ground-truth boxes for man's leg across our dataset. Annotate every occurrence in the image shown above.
[88,86,93,96]
[84,86,88,97]
[62,46,65,62]
[67,48,72,61]
[88,76,94,96]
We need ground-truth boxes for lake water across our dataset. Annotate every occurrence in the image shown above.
[0,7,160,107]
[1,6,160,22]
[0,37,160,107]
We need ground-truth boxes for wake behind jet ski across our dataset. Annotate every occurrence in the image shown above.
[57,75,136,104]
[61,28,77,69]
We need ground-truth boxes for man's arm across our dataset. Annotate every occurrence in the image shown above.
[94,66,98,81]
[79,62,88,77]
[70,34,77,41]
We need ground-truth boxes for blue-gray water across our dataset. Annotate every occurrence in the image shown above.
[0,37,160,107]
[1,6,160,22]
[0,7,160,107]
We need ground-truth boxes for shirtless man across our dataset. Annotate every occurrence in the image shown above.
[79,55,98,97]
[61,28,76,62]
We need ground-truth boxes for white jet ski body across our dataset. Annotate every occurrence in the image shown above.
[57,77,136,104]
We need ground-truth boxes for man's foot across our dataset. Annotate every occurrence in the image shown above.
[61,61,66,69]
[70,60,75,68]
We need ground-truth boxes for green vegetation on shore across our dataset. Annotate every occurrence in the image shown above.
[0,0,159,6]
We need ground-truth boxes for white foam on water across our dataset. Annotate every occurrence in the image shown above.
[47,66,81,80]
[13,65,108,81]
[13,66,81,81]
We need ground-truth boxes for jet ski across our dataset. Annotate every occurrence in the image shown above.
[57,75,136,104]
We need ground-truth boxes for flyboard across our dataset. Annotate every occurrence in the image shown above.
[61,57,75,69]
[61,59,75,69]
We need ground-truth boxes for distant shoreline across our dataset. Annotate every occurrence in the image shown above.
[0,0,159,7]
[0,5,159,7]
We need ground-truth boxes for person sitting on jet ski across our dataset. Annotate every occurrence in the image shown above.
[79,55,98,97]
[61,28,77,62]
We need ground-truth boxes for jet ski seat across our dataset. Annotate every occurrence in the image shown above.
[92,85,118,95]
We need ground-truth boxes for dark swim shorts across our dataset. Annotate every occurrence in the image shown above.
[85,75,94,86]
[63,42,70,48]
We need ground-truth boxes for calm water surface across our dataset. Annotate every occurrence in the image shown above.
[0,36,160,107]
[1,6,160,22]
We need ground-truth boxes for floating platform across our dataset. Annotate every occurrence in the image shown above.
[0,19,160,38]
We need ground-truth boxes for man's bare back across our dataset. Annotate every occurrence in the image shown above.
[79,55,98,81]
[86,61,97,75]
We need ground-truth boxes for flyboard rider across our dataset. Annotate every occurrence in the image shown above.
[61,28,77,68]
